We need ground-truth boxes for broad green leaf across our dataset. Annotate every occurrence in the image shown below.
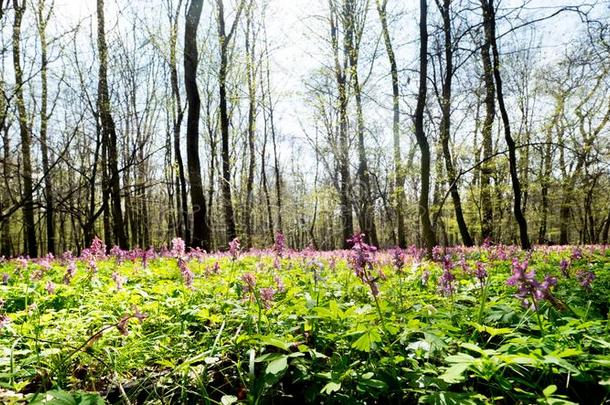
[320,381,341,395]
[266,355,288,375]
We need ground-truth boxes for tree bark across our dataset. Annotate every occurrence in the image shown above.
[436,0,473,246]
[97,0,128,249]
[169,0,190,245]
[184,0,210,250]
[482,0,530,250]
[344,0,378,246]
[376,0,405,248]
[479,2,495,243]
[216,0,244,244]
[37,0,55,254]
[329,0,353,248]
[244,2,256,248]
[414,0,437,252]
[12,0,37,257]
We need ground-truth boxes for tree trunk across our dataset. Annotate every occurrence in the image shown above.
[479,2,495,243]
[169,0,190,245]
[329,0,353,248]
[376,0,405,248]
[414,0,437,252]
[97,0,128,249]
[217,0,242,244]
[437,0,473,247]
[344,0,378,246]
[13,0,37,257]
[482,0,530,249]
[244,3,256,248]
[184,0,210,250]
[37,0,55,254]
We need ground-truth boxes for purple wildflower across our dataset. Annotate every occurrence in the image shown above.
[437,268,456,296]
[506,259,558,311]
[274,275,285,293]
[0,314,9,329]
[111,271,126,290]
[86,237,107,258]
[474,261,488,286]
[229,238,241,260]
[560,259,570,278]
[391,247,405,272]
[571,247,583,260]
[421,269,430,286]
[348,233,381,297]
[259,287,275,309]
[63,261,76,285]
[242,272,257,293]
[1,273,8,285]
[274,232,286,257]
[432,246,443,261]
[171,237,186,257]
[45,281,55,294]
[576,269,595,291]
[110,245,127,263]
[178,258,193,288]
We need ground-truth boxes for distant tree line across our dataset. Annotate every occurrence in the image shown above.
[0,0,608,257]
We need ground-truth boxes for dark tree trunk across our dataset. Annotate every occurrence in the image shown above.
[97,0,128,249]
[414,0,437,252]
[479,2,495,243]
[13,0,37,257]
[216,0,242,244]
[184,0,210,250]
[169,0,190,245]
[376,0,405,248]
[344,0,378,246]
[437,0,473,246]
[483,0,530,250]
[329,0,353,248]
[37,0,55,254]
[0,84,11,257]
[244,5,256,248]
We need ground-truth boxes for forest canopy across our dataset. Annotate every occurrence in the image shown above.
[0,0,609,257]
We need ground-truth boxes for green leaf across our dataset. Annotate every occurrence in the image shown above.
[543,385,557,397]
[439,362,469,384]
[220,395,238,405]
[320,381,341,395]
[351,328,382,352]
[266,355,288,375]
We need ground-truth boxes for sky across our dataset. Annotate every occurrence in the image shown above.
[31,0,610,180]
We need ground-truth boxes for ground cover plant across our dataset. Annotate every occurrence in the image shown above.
[1,236,610,404]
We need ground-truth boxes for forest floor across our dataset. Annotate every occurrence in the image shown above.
[1,241,609,404]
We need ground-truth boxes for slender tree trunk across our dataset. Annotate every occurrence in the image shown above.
[37,0,55,254]
[480,3,495,243]
[538,95,563,243]
[414,0,436,252]
[345,0,377,246]
[184,0,210,250]
[376,0,405,248]
[0,81,11,257]
[483,0,530,250]
[244,3,256,248]
[437,0,473,246]
[169,0,190,244]
[13,0,37,257]
[97,0,128,249]
[217,0,243,244]
[329,0,353,247]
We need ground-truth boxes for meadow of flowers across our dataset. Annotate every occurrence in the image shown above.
[1,235,609,404]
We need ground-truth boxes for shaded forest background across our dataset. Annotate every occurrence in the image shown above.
[0,0,609,257]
